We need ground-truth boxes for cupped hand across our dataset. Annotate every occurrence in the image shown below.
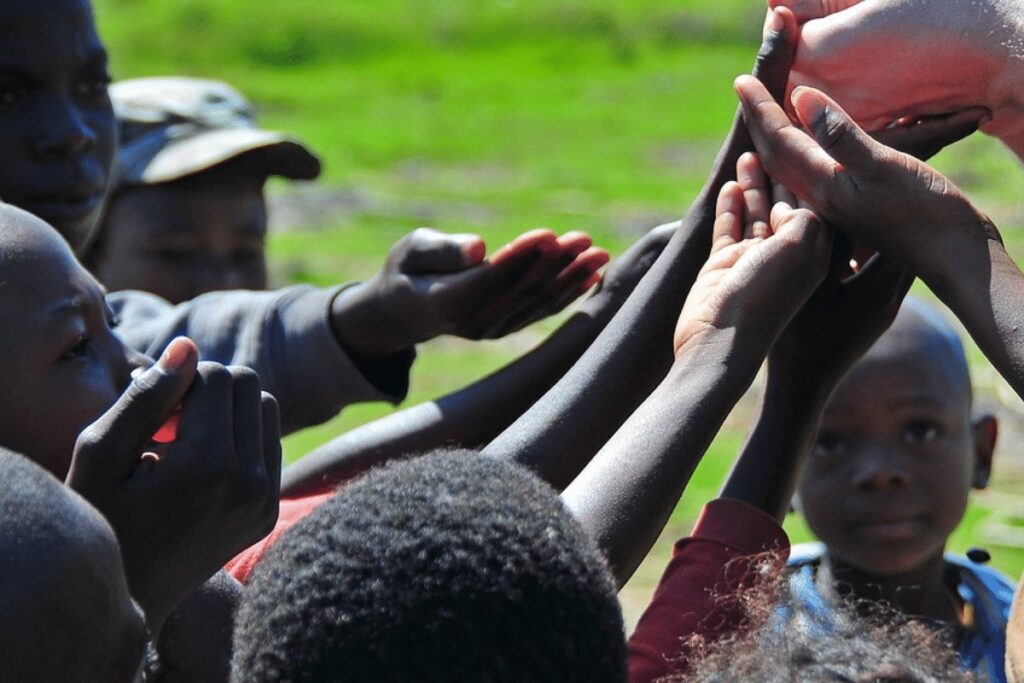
[331,227,609,357]
[66,337,281,636]
[673,152,832,357]
[734,76,1000,285]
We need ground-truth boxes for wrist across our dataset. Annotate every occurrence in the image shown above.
[923,217,1006,311]
[673,324,765,387]
[330,283,415,360]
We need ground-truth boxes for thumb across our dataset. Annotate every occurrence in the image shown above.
[75,337,198,471]
[394,228,486,274]
[791,86,880,169]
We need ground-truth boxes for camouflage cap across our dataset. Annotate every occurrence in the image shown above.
[112,77,322,186]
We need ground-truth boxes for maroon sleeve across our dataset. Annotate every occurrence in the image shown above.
[627,498,790,683]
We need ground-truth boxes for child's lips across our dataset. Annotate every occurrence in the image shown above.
[851,514,929,543]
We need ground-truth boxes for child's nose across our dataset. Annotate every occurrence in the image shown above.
[851,445,910,492]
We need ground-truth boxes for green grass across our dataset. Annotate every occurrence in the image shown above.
[94,0,1024,622]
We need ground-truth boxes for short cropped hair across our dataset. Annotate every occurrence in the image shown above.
[232,449,627,682]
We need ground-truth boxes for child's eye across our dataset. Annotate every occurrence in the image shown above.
[62,334,91,361]
[903,419,940,444]
[812,431,846,458]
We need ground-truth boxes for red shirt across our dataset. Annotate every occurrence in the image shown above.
[627,498,789,683]
[226,490,336,583]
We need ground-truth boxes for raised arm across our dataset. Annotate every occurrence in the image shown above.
[718,117,977,519]
[482,8,800,490]
[280,225,671,497]
[562,154,832,587]
[736,76,1024,401]
[113,228,605,435]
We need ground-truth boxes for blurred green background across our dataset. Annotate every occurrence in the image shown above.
[94,0,1024,626]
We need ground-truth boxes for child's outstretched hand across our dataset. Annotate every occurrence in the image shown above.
[331,228,609,358]
[65,337,281,637]
[674,152,832,358]
[734,76,1000,289]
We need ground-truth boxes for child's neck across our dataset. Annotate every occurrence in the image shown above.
[825,551,959,625]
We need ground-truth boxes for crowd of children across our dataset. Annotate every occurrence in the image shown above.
[8,0,1024,680]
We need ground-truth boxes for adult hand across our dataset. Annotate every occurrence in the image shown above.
[773,0,1024,149]
[734,76,1000,287]
[66,337,281,637]
[331,228,609,358]
[673,152,832,358]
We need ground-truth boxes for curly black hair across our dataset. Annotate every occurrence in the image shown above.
[683,563,974,683]
[231,449,627,682]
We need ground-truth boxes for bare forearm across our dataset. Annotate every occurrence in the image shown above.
[719,371,830,521]
[933,236,1024,400]
[561,332,762,587]
[281,311,606,496]
[483,115,751,490]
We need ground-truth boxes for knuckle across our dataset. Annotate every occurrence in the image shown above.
[196,361,231,383]
[226,365,262,391]
[75,426,105,454]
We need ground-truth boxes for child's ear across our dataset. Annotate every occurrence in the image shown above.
[971,414,998,489]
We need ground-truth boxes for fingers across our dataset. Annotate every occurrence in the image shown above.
[871,108,989,161]
[736,152,772,238]
[753,6,800,100]
[260,392,282,534]
[467,234,605,337]
[713,181,745,251]
[174,362,236,467]
[735,75,841,204]
[229,366,263,473]
[769,0,862,22]
[771,178,797,208]
[488,229,560,266]
[395,228,488,274]
[74,337,199,474]
[790,86,881,169]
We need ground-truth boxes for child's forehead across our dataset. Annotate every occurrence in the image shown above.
[0,214,95,310]
[826,343,972,421]
[0,0,103,70]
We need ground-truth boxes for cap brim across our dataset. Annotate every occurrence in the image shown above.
[118,128,322,185]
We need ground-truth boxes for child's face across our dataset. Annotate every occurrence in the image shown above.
[92,168,268,303]
[0,0,116,254]
[0,208,144,477]
[797,319,991,577]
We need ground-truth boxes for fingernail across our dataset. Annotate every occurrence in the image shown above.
[159,337,192,372]
[766,8,784,32]
[793,87,829,138]
[460,237,486,264]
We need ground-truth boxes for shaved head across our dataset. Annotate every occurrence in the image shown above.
[0,447,146,681]
[859,296,971,402]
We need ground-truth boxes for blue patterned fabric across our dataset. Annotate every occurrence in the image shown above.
[787,542,1015,683]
